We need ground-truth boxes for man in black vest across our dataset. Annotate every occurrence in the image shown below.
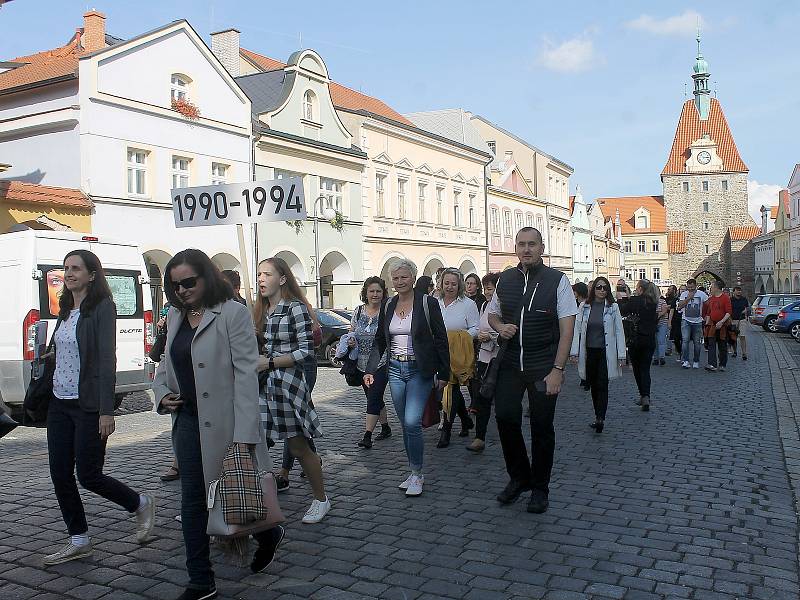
[487,227,577,513]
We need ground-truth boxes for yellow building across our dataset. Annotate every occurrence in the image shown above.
[0,181,92,233]
[596,195,670,289]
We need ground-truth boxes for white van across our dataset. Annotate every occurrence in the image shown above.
[0,229,155,420]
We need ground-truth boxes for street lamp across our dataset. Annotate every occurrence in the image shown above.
[313,194,336,308]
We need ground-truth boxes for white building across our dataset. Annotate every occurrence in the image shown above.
[569,187,593,283]
[0,12,253,310]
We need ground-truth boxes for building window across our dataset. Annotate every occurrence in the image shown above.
[302,90,316,121]
[638,268,647,280]
[722,179,728,191]
[453,191,461,227]
[436,187,444,224]
[515,212,524,232]
[487,141,496,155]
[624,240,632,253]
[397,178,407,220]
[503,210,512,237]
[127,149,148,196]
[652,240,659,252]
[491,208,499,234]
[704,244,710,254]
[702,201,709,212]
[376,174,385,217]
[635,215,648,229]
[702,180,709,192]
[418,183,426,222]
[682,181,689,192]
[211,162,228,185]
[170,74,190,102]
[703,222,710,231]
[638,240,646,252]
[536,215,544,233]
[469,195,476,229]
[320,177,343,213]
[526,213,534,228]
[171,156,190,190]
[653,267,661,280]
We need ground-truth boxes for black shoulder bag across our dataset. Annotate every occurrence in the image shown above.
[23,318,62,425]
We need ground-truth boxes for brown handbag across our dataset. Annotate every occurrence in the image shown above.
[421,388,440,429]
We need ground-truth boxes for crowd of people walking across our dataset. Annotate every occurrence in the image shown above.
[32,228,751,599]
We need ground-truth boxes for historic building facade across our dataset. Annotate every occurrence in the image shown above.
[661,38,757,295]
[570,187,594,283]
[788,165,800,292]
[587,200,622,282]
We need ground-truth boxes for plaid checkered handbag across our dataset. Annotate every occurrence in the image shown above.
[206,443,285,538]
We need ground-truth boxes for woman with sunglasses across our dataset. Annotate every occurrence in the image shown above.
[570,277,626,433]
[153,249,282,599]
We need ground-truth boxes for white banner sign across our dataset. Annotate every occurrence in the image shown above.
[172,178,306,228]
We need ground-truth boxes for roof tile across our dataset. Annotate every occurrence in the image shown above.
[0,180,93,209]
[728,225,760,241]
[668,230,687,253]
[662,98,748,175]
[595,195,666,234]
[0,38,81,93]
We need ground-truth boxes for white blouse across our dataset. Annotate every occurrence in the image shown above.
[53,309,81,400]
[438,296,480,337]
[389,309,414,356]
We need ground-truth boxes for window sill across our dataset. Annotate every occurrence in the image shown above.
[301,118,322,129]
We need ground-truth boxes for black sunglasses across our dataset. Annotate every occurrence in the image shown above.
[594,284,608,290]
[171,276,199,291]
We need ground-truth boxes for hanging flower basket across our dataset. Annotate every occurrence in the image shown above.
[329,211,345,233]
[171,98,200,121]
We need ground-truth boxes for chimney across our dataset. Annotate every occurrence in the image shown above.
[211,29,241,77]
[83,10,106,53]
[761,206,768,234]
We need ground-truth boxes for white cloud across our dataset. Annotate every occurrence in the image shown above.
[747,179,783,230]
[626,10,703,36]
[536,36,601,73]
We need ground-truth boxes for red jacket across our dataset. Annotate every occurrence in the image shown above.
[703,293,731,323]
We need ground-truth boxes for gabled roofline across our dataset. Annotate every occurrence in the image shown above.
[0,73,77,97]
[470,113,573,172]
[79,19,184,59]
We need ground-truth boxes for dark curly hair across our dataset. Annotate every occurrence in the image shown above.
[360,276,388,303]
[164,249,234,310]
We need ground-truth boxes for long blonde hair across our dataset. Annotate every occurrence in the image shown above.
[252,257,319,341]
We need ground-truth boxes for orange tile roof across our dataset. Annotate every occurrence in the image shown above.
[0,37,82,93]
[241,48,414,126]
[0,180,93,209]
[595,195,666,234]
[662,98,748,175]
[728,225,760,241]
[668,230,687,253]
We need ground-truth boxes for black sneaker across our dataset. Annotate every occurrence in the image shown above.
[496,479,531,504]
[527,490,549,514]
[176,587,217,600]
[374,425,392,441]
[251,525,285,573]
[275,474,289,493]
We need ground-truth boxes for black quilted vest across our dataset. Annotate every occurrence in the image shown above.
[496,262,564,379]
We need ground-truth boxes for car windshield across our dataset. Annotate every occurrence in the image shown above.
[317,310,350,327]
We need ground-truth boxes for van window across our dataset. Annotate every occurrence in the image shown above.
[768,297,781,306]
[752,296,764,307]
[38,265,143,319]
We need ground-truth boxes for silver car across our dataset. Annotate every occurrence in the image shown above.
[750,294,800,332]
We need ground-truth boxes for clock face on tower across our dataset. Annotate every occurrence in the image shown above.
[697,150,711,165]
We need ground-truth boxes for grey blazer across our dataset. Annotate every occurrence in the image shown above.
[153,300,269,490]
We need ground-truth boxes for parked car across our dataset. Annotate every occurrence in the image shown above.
[775,301,800,338]
[315,309,350,366]
[331,308,353,323]
[750,294,800,332]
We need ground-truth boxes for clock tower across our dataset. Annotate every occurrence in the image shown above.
[661,34,757,296]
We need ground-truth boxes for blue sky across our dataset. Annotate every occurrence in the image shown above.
[3,0,798,218]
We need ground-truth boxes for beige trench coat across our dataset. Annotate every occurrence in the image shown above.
[153,300,270,492]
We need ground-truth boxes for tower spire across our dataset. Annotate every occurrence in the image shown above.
[692,26,711,120]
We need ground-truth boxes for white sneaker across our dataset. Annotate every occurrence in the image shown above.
[692,362,700,369]
[681,361,690,368]
[135,494,156,543]
[42,541,93,566]
[398,474,414,490]
[302,497,331,524]
[405,475,424,497]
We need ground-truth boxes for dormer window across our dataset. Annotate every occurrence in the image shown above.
[635,214,649,229]
[171,74,191,102]
[303,90,316,121]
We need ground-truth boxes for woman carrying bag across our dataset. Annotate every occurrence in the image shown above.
[569,277,626,433]
[42,250,155,566]
[153,249,283,600]
[618,279,659,412]
[467,272,499,453]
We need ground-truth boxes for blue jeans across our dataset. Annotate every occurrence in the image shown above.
[656,321,669,360]
[681,321,704,363]
[387,359,433,473]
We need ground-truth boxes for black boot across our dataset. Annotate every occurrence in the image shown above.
[459,415,474,437]
[374,423,392,441]
[358,431,373,448]
[436,425,451,448]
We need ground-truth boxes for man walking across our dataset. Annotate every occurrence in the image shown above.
[487,228,576,514]
[677,278,708,369]
[703,280,732,372]
[729,286,750,360]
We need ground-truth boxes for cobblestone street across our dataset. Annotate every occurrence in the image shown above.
[2,326,799,600]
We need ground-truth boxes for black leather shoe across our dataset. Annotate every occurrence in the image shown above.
[496,479,530,504]
[251,525,285,573]
[374,425,392,441]
[527,490,549,513]
[436,428,451,448]
[176,587,218,600]
[358,432,373,448]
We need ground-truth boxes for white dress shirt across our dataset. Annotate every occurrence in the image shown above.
[438,295,480,337]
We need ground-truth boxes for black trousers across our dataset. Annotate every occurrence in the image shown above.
[707,334,728,368]
[629,342,655,397]
[494,366,558,494]
[585,347,609,420]
[445,385,470,430]
[362,366,389,416]
[47,396,139,536]
[473,362,493,440]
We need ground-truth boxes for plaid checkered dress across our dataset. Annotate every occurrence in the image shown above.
[259,300,323,442]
